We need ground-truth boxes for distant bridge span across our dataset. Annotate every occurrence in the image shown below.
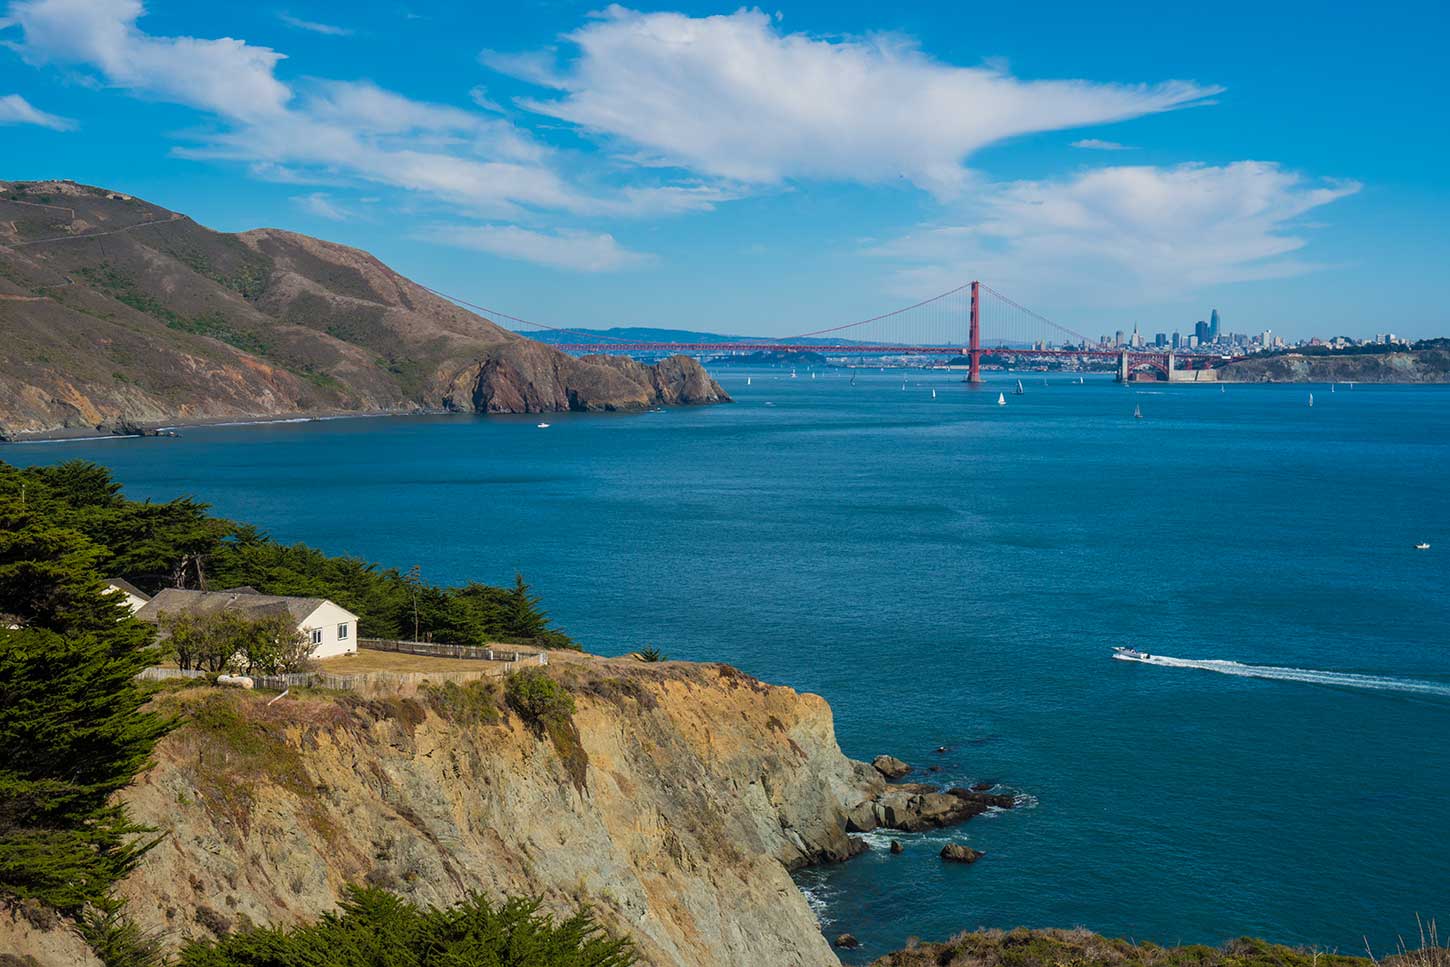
[426,280,1242,382]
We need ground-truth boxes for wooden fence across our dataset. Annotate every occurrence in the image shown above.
[358,638,548,665]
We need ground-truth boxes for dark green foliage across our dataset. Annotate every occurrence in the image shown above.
[505,669,576,727]
[75,893,169,967]
[0,467,172,911]
[634,647,664,663]
[175,885,634,967]
[0,460,573,648]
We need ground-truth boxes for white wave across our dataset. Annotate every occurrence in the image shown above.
[1129,654,1450,698]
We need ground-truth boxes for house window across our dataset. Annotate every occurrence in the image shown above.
[337,622,349,640]
[311,628,323,646]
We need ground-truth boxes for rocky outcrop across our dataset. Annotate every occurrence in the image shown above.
[939,844,984,864]
[848,784,1015,834]
[78,658,881,967]
[872,754,911,779]
[0,180,728,439]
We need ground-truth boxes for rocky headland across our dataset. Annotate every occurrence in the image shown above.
[0,654,1013,966]
[1216,348,1450,383]
[0,180,729,440]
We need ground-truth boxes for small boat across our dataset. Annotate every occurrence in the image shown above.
[1308,392,1314,408]
[1416,542,1431,550]
[536,422,550,428]
[764,401,775,407]
[1014,380,1025,396]
[790,369,797,379]
[1331,383,1335,393]
[1078,376,1085,385]
[850,373,857,386]
[931,389,937,399]
[1113,646,1153,662]
[746,376,752,386]
[1133,404,1142,420]
[1220,384,1225,393]
[811,371,816,379]
[997,392,1006,406]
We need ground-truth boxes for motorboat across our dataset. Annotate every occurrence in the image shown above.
[1113,646,1153,662]
[1416,542,1431,550]
[536,423,550,428]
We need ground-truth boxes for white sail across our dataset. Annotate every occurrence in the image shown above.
[997,392,1006,406]
[1308,393,1314,407]
[746,376,752,386]
[931,389,937,399]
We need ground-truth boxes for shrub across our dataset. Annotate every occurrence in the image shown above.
[505,669,575,727]
[176,885,635,967]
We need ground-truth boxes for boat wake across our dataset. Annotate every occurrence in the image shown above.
[1126,654,1450,698]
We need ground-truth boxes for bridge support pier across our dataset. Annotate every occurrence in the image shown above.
[1116,350,1130,383]
[967,280,981,383]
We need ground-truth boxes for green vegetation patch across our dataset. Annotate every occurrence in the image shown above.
[176,885,634,966]
[871,928,1377,967]
[421,679,502,726]
[506,669,587,792]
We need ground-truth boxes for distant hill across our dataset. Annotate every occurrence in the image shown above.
[0,179,727,440]
[518,325,752,345]
[1217,349,1450,382]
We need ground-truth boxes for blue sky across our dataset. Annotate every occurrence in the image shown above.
[2,0,1446,340]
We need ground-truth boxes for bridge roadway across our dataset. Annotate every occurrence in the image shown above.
[553,342,1228,364]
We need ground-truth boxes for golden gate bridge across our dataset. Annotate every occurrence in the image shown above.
[426,281,1239,382]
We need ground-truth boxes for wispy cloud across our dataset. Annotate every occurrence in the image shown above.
[277,13,352,37]
[2,0,714,220]
[871,162,1361,304]
[291,191,352,220]
[0,91,73,129]
[427,224,652,272]
[1071,138,1134,150]
[489,7,1222,197]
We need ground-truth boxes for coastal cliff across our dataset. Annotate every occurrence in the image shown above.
[0,179,728,439]
[1217,348,1450,382]
[63,658,885,966]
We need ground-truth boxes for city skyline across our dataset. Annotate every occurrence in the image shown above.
[2,1,1447,339]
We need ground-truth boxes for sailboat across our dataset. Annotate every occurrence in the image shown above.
[849,373,857,386]
[790,369,797,379]
[746,376,752,386]
[1133,404,1142,420]
[997,392,1007,406]
[1220,384,1225,394]
[1014,380,1025,396]
[811,371,816,379]
[1078,376,1085,385]
[931,388,937,399]
[1308,392,1315,407]
[1331,383,1335,393]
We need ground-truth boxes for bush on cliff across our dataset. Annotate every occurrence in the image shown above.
[175,885,635,967]
[506,668,576,726]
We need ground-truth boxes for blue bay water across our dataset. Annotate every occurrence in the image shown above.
[9,371,1450,961]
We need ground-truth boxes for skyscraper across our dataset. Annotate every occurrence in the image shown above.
[1195,320,1209,343]
[1209,309,1221,342]
[1155,332,1167,348]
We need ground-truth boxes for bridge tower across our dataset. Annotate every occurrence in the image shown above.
[1117,349,1131,383]
[968,280,981,383]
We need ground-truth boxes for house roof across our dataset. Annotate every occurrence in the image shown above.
[102,577,151,601]
[134,589,355,627]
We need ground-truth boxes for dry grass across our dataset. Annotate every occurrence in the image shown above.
[315,649,513,674]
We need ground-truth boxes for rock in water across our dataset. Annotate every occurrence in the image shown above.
[940,844,984,864]
[889,839,904,854]
[834,934,861,949]
[872,754,911,779]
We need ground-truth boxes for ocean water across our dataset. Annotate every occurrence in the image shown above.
[9,370,1450,961]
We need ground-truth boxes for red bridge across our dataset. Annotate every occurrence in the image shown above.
[432,281,1240,382]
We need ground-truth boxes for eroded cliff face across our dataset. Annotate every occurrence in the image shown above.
[98,658,876,967]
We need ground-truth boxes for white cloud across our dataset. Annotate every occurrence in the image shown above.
[0,91,73,128]
[8,0,291,121]
[871,162,1361,304]
[1071,138,1133,150]
[428,224,652,272]
[277,13,352,37]
[2,0,708,221]
[291,191,351,220]
[491,6,1221,196]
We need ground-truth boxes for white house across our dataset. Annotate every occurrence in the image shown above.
[102,578,152,614]
[134,588,359,660]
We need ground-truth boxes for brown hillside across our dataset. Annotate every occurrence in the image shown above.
[0,179,728,439]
